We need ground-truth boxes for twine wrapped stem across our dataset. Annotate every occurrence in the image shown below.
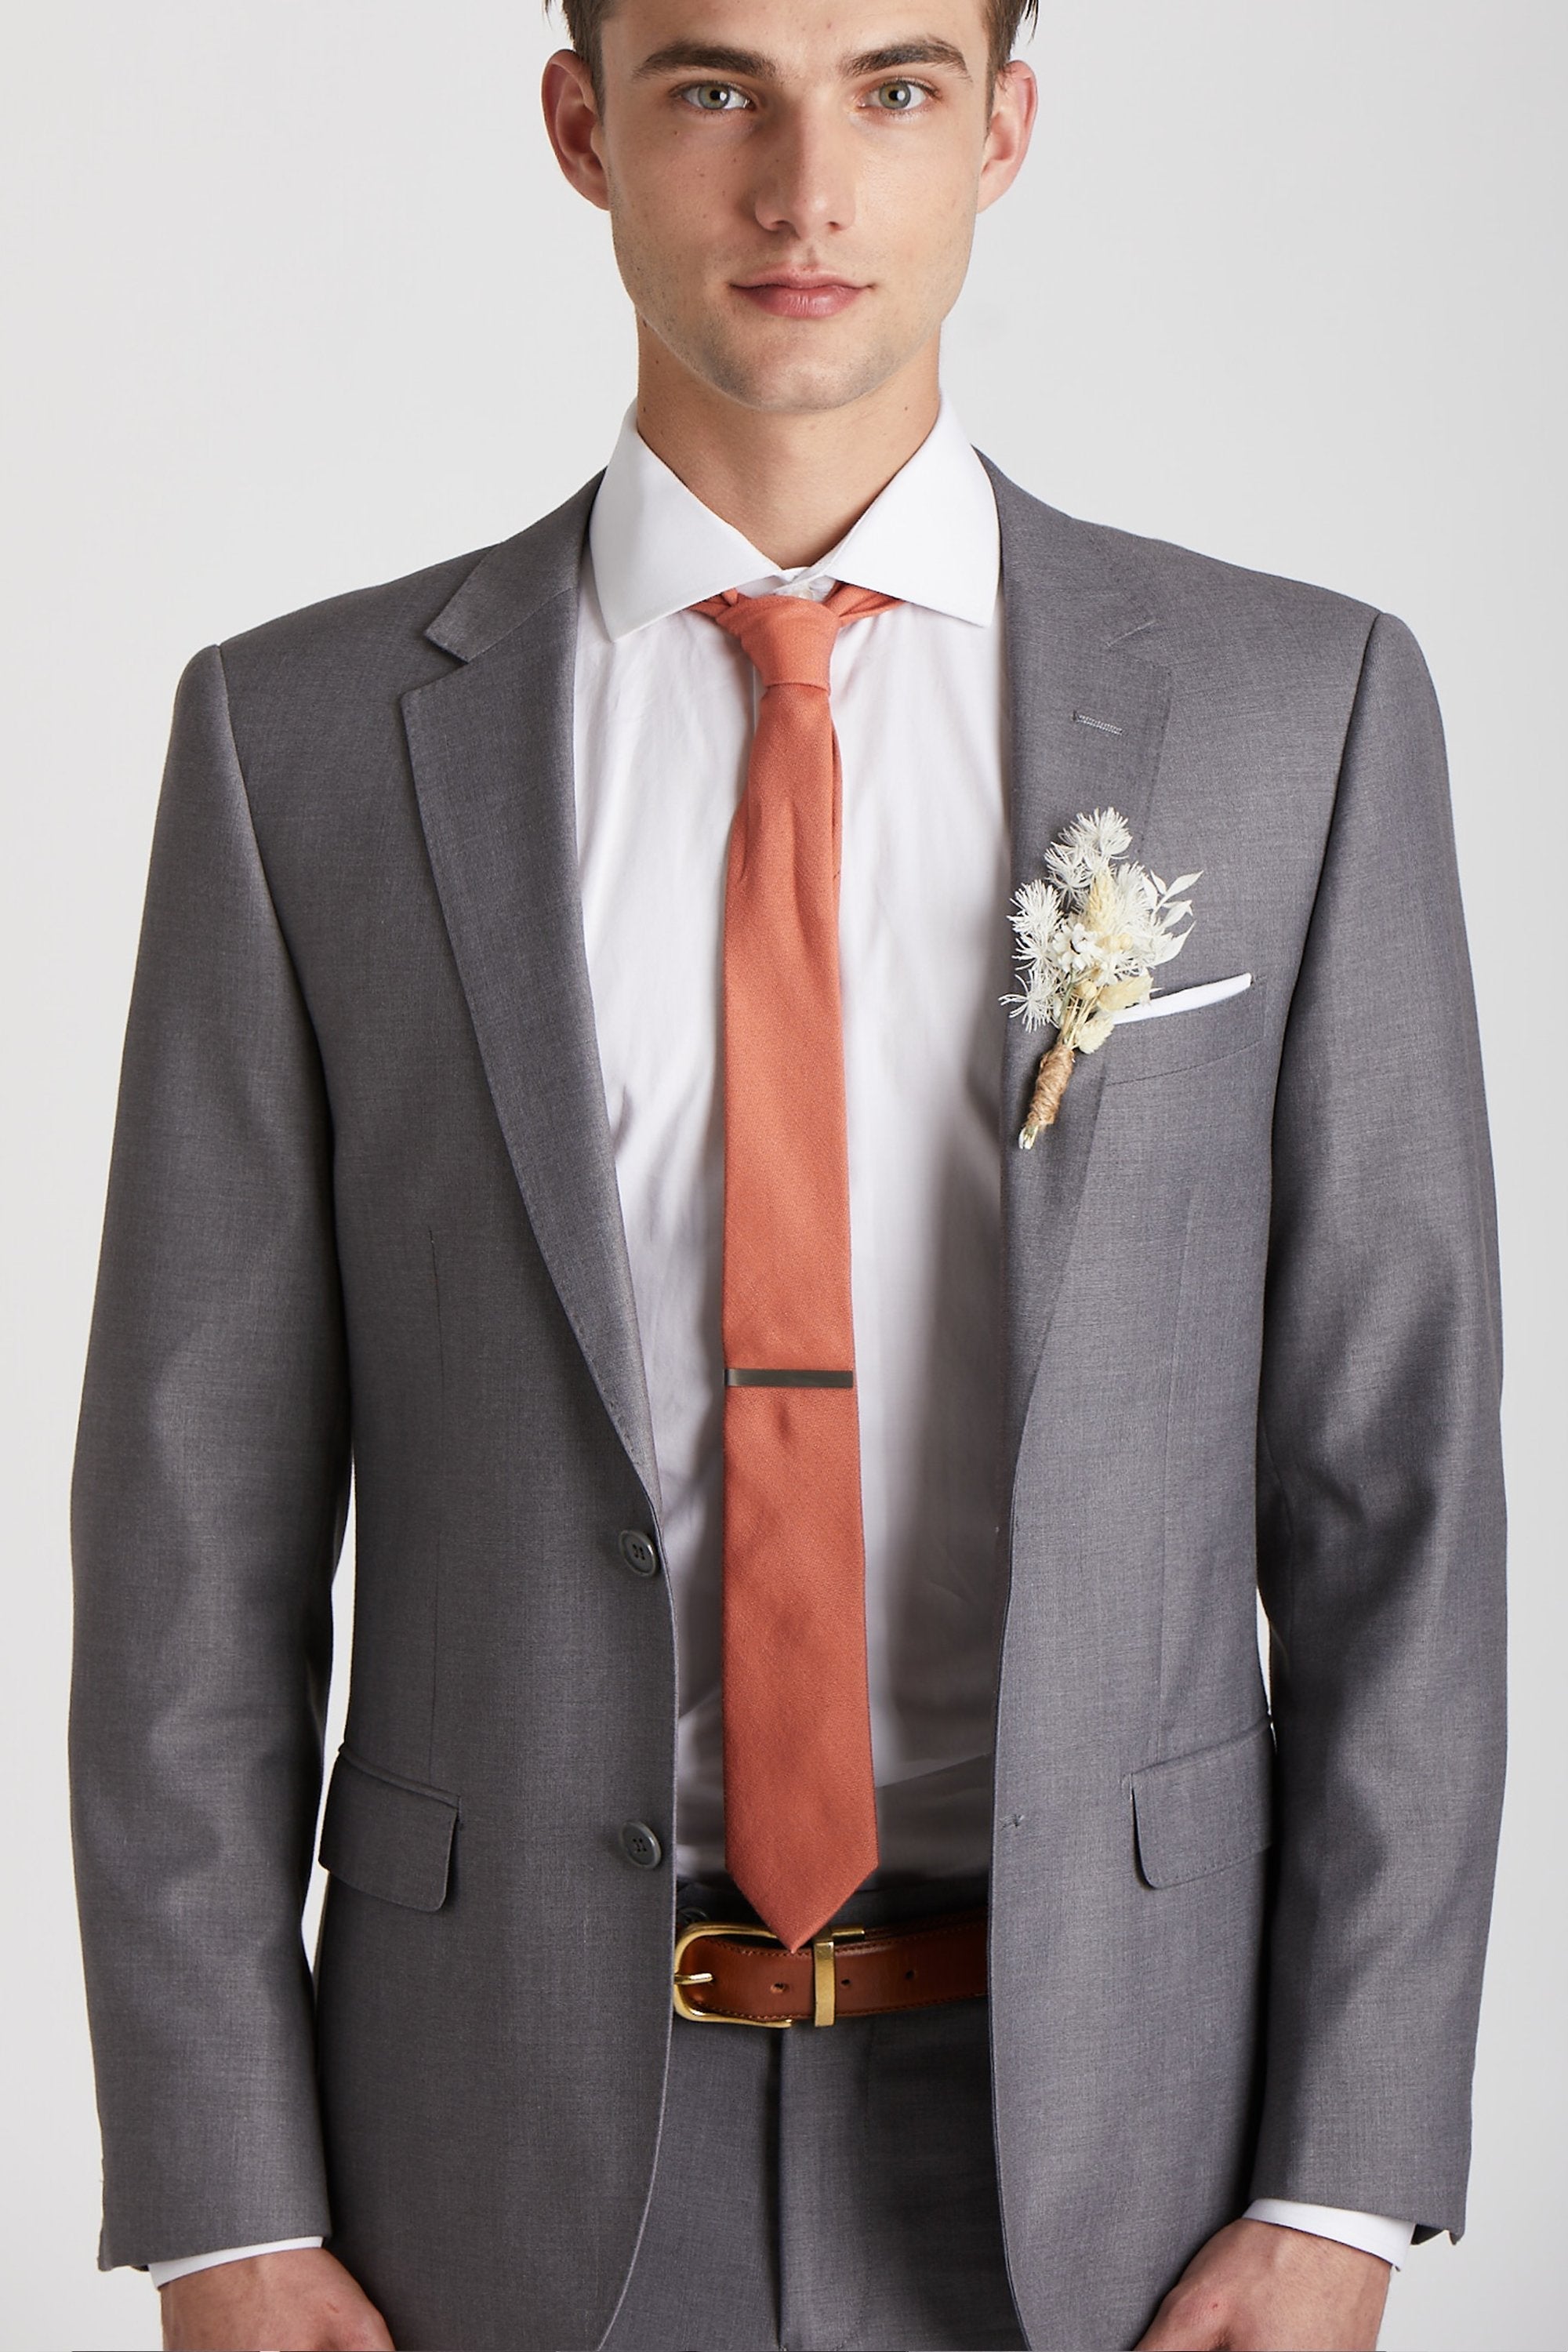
[1019,1033,1076,1148]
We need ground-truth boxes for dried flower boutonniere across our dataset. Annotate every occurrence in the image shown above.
[1004,807,1200,1148]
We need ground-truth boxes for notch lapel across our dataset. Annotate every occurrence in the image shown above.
[985,464,1174,1477]
[403,481,662,1512]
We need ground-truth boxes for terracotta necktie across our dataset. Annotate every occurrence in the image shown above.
[691,580,900,1954]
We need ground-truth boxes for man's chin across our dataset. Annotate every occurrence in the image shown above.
[688,336,910,419]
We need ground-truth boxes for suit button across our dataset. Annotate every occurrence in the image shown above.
[619,1530,660,1577]
[621,1821,663,1870]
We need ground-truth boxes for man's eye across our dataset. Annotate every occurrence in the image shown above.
[866,79,928,111]
[680,82,748,111]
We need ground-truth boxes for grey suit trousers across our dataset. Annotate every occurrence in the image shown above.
[603,1874,1025,2352]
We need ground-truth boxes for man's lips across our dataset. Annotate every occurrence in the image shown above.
[732,274,866,319]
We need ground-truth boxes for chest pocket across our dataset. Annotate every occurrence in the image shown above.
[1103,978,1265,1087]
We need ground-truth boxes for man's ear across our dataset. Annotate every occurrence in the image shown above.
[978,59,1038,214]
[542,48,612,212]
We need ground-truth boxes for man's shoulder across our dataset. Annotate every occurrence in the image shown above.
[1104,516,1374,638]
[215,543,492,698]
[214,477,599,706]
[989,466,1382,683]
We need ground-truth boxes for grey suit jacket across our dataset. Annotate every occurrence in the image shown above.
[69,463,1506,2350]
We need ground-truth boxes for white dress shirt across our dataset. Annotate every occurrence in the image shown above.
[579,395,1011,1889]
[150,401,1410,2286]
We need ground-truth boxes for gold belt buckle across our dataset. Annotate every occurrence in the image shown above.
[673,1920,866,2027]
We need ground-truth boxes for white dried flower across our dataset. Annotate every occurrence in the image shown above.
[1002,807,1200,1145]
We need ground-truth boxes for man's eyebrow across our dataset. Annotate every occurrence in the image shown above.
[630,35,975,84]
[840,39,973,78]
[633,42,780,82]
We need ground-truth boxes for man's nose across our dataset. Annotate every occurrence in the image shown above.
[749,107,858,238]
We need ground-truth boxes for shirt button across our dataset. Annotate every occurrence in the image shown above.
[621,1820,663,1871]
[619,1530,660,1577]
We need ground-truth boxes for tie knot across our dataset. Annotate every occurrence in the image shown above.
[692,582,901,689]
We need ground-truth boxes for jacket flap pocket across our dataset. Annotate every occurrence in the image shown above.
[1104,977,1264,1086]
[1131,1717,1273,1888]
[318,1748,458,1912]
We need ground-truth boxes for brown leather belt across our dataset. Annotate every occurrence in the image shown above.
[671,1907,988,2027]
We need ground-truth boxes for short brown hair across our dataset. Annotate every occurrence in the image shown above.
[556,0,1039,95]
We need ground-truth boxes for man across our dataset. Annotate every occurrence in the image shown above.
[68,0,1506,2344]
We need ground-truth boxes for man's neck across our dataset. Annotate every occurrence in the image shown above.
[632,331,942,570]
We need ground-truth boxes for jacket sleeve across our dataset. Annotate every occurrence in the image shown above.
[1249,611,1507,2241]
[69,644,350,2269]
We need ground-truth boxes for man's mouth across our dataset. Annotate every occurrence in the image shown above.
[731,271,867,319]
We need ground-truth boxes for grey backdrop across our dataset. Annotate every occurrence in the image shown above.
[2,5,1561,2348]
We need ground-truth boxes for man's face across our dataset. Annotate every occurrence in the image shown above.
[548,0,1033,416]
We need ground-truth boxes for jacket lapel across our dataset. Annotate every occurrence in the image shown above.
[401,463,1167,1522]
[402,480,663,1512]
[985,463,1174,1476]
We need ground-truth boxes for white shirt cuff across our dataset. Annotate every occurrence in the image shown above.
[145,2209,1412,2288]
[147,2238,325,2288]
[1245,2200,1414,2269]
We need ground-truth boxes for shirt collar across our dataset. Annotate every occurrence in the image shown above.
[586,394,1000,641]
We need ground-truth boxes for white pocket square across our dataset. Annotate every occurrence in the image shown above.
[1112,972,1253,1026]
